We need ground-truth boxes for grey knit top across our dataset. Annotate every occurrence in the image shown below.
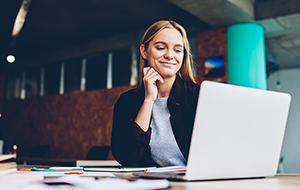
[149,97,186,166]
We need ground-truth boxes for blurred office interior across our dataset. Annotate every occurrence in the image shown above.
[0,0,300,173]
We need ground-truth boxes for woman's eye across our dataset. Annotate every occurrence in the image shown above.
[156,46,165,50]
[175,49,182,53]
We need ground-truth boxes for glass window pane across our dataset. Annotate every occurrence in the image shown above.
[65,58,81,93]
[44,62,60,96]
[25,66,40,98]
[113,48,131,87]
[86,54,107,91]
[5,69,22,100]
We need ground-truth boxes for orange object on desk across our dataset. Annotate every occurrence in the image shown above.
[64,172,84,175]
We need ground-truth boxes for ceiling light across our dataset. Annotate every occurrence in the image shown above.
[12,0,31,37]
[6,55,16,63]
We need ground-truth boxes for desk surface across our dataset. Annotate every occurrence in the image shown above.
[168,174,300,190]
[114,173,300,190]
[16,164,300,190]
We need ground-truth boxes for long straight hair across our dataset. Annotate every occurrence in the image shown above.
[137,20,196,89]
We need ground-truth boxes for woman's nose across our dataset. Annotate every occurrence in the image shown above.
[164,50,174,60]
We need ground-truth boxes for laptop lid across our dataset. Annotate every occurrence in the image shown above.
[185,81,291,181]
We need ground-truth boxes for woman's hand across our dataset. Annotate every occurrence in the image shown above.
[143,67,164,102]
[134,67,164,132]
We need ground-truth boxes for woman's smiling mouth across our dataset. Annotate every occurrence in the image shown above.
[160,61,176,65]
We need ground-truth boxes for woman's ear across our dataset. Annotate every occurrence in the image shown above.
[140,44,147,59]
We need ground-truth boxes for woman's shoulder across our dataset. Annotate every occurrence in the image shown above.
[178,77,200,91]
[120,87,139,97]
[185,81,200,97]
[114,88,144,116]
[117,87,144,104]
[185,80,200,88]
[176,76,199,86]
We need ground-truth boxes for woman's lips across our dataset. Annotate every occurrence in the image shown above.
[160,61,176,65]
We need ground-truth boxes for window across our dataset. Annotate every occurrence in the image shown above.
[5,69,22,100]
[65,58,81,93]
[25,66,40,98]
[44,62,60,96]
[5,47,136,98]
[85,54,107,91]
[112,48,131,87]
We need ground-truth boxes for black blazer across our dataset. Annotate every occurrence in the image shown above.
[111,76,200,166]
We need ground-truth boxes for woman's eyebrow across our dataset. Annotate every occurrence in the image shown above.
[174,44,183,48]
[154,41,183,47]
[153,41,167,45]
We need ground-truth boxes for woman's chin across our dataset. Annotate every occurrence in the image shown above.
[155,67,179,80]
[160,73,177,80]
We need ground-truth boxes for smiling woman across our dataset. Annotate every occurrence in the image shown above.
[111,20,199,167]
[140,28,184,83]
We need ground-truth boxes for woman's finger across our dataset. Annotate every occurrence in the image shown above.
[143,67,151,76]
[144,68,164,85]
[146,71,164,84]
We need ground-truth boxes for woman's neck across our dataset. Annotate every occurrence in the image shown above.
[157,75,176,98]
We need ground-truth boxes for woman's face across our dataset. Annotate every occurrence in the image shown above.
[141,28,184,80]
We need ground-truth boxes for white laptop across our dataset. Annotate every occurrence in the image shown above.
[134,80,291,181]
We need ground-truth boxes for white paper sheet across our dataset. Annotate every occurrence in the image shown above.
[0,176,169,190]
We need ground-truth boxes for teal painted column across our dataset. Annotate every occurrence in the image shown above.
[227,23,267,89]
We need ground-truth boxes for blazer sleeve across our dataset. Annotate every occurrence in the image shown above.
[111,93,157,166]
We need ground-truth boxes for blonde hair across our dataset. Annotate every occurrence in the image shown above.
[137,20,196,89]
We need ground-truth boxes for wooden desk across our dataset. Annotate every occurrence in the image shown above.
[168,174,300,190]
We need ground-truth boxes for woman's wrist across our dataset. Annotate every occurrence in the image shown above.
[144,98,155,103]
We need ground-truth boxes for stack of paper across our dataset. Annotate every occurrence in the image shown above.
[0,154,17,176]
[145,166,186,173]
[76,160,121,167]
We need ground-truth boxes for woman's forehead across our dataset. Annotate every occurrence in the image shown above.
[151,28,184,46]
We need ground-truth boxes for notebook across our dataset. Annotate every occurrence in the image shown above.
[134,80,291,181]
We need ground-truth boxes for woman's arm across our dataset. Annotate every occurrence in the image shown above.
[111,67,163,166]
[134,67,163,132]
[111,92,157,166]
